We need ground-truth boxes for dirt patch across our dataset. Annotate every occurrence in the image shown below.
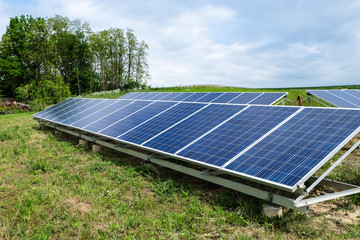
[61,197,92,214]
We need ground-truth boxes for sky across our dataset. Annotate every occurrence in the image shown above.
[0,0,360,88]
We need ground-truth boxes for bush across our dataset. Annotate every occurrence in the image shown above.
[15,85,29,103]
[36,76,71,104]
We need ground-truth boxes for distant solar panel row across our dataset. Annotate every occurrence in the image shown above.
[119,92,287,105]
[33,98,360,192]
[307,90,360,108]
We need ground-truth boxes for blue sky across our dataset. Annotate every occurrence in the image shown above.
[1,0,360,88]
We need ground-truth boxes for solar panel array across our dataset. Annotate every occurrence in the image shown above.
[119,92,287,105]
[33,98,360,192]
[307,89,360,108]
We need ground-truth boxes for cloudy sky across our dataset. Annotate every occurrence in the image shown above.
[1,0,360,88]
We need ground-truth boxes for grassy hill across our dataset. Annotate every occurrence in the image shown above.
[1,85,360,239]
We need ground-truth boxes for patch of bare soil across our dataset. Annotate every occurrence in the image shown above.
[61,197,92,214]
[310,202,360,226]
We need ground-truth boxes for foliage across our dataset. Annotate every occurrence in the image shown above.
[0,14,150,101]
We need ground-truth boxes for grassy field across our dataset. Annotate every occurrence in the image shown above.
[1,85,360,239]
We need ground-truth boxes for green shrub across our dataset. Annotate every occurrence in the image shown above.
[15,85,30,103]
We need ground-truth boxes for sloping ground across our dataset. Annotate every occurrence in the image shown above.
[0,112,360,239]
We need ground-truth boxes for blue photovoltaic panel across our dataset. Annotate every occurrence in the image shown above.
[139,92,157,100]
[99,101,177,138]
[84,100,152,132]
[119,102,206,144]
[41,99,88,121]
[170,92,195,101]
[225,108,360,189]
[177,106,298,167]
[210,93,242,103]
[182,92,209,102]
[195,92,224,103]
[71,100,132,128]
[143,104,247,154]
[228,92,263,104]
[118,92,138,99]
[61,99,114,125]
[248,92,286,105]
[51,99,103,123]
[157,92,175,100]
[307,90,358,108]
[45,99,93,121]
[35,98,81,119]
[327,90,360,107]
[33,98,76,118]
[149,92,169,100]
[344,90,360,99]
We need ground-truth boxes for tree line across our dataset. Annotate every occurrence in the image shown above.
[0,15,149,103]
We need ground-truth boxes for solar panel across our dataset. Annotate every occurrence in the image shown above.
[228,92,262,104]
[248,92,286,105]
[99,101,178,138]
[327,90,360,107]
[224,107,360,189]
[182,92,209,102]
[210,93,242,103]
[307,90,360,108]
[142,104,247,154]
[118,92,137,99]
[33,97,360,193]
[169,92,195,101]
[71,100,133,128]
[344,90,360,99]
[84,100,152,132]
[195,92,224,103]
[176,106,298,167]
[33,98,77,118]
[119,102,206,144]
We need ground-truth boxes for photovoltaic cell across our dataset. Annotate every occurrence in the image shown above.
[307,90,358,108]
[61,99,114,125]
[195,92,224,103]
[327,90,360,107]
[118,92,138,99]
[33,98,76,118]
[182,92,209,102]
[99,101,177,138]
[228,92,262,104]
[157,92,174,100]
[84,100,152,132]
[225,108,360,188]
[41,99,88,121]
[210,93,242,103]
[119,102,206,144]
[177,106,298,167]
[143,104,247,154]
[344,90,360,99]
[51,99,103,123]
[71,100,132,128]
[248,92,285,105]
[170,92,195,101]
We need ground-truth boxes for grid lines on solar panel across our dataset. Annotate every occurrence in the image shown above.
[327,90,360,107]
[308,90,358,108]
[248,92,285,105]
[84,100,153,133]
[344,90,360,99]
[118,92,137,99]
[228,92,262,104]
[61,99,115,125]
[119,102,206,144]
[51,99,104,123]
[71,100,132,128]
[182,92,209,102]
[195,92,224,103]
[35,98,81,119]
[45,99,94,121]
[169,92,195,101]
[33,98,76,118]
[225,108,360,189]
[41,99,88,121]
[143,104,247,154]
[155,92,172,100]
[99,101,177,138]
[157,92,177,100]
[177,106,299,167]
[210,93,242,103]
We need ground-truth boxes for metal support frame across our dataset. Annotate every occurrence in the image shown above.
[39,121,360,214]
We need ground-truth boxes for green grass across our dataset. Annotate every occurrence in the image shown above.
[1,110,360,239]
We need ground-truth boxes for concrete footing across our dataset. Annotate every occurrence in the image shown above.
[92,144,102,152]
[79,139,88,147]
[263,204,283,218]
[54,130,63,136]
